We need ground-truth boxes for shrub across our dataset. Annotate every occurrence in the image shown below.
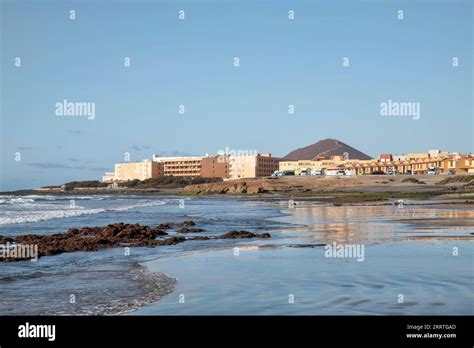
[119,176,223,189]
[402,178,419,184]
[64,180,107,191]
[437,175,474,185]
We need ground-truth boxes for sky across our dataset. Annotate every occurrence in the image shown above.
[1,0,473,190]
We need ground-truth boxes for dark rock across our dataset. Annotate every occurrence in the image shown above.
[0,236,14,244]
[218,231,271,239]
[256,233,271,238]
[66,228,79,235]
[157,221,196,229]
[155,236,186,246]
[176,227,206,233]
[175,221,196,227]
[156,223,175,230]
[188,236,210,241]
[0,222,184,262]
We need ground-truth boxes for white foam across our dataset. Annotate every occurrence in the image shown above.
[0,199,168,225]
[110,200,167,212]
[0,208,107,225]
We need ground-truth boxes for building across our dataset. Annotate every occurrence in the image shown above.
[441,154,474,174]
[201,155,230,178]
[229,153,281,179]
[114,160,163,181]
[103,149,473,182]
[378,154,392,162]
[392,155,406,161]
[279,157,372,175]
[324,166,343,176]
[279,151,474,176]
[102,172,116,182]
[152,154,230,178]
[406,153,429,160]
[152,155,205,177]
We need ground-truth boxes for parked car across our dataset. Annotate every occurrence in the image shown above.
[311,168,324,175]
[427,167,438,175]
[281,170,295,176]
[299,168,309,176]
[387,167,397,175]
[337,170,345,176]
[271,171,281,177]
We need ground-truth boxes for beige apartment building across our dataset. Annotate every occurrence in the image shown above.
[279,158,372,175]
[201,155,230,178]
[279,152,474,176]
[152,154,230,178]
[153,155,204,177]
[229,153,280,179]
[102,155,231,183]
[114,160,163,181]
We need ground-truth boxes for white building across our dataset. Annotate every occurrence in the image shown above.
[102,172,116,182]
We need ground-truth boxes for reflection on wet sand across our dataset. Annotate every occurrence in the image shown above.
[139,201,474,315]
[274,204,474,245]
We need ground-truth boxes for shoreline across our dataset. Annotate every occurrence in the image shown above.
[0,187,183,196]
[135,199,474,315]
[1,193,472,315]
[3,174,472,206]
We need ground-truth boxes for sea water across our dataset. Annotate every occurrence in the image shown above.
[0,195,472,315]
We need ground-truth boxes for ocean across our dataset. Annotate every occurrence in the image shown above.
[0,194,472,315]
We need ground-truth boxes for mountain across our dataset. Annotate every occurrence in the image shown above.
[283,138,372,161]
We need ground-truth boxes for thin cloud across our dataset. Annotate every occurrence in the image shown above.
[132,144,153,151]
[27,162,107,171]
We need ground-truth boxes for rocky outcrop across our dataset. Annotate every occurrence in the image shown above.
[157,221,196,229]
[188,236,210,240]
[0,221,271,262]
[175,221,196,227]
[183,179,276,195]
[218,231,271,239]
[176,227,206,233]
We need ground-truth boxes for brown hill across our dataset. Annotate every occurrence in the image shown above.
[283,138,372,161]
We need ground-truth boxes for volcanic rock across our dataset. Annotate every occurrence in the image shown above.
[176,227,206,233]
[0,223,182,262]
[218,231,271,239]
[175,221,196,227]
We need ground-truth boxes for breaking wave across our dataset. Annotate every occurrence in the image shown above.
[0,198,168,225]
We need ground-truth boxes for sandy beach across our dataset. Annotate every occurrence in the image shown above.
[1,191,472,315]
[135,200,474,315]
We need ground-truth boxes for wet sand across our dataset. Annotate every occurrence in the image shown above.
[136,202,474,315]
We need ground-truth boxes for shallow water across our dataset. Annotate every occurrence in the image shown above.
[137,202,474,315]
[0,195,472,315]
[0,195,286,315]
[138,243,473,315]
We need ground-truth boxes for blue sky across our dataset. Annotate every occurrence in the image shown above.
[1,0,472,190]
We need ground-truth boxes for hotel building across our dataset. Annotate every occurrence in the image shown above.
[152,154,229,178]
[201,155,230,178]
[228,153,281,179]
[113,160,163,181]
[152,155,205,177]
